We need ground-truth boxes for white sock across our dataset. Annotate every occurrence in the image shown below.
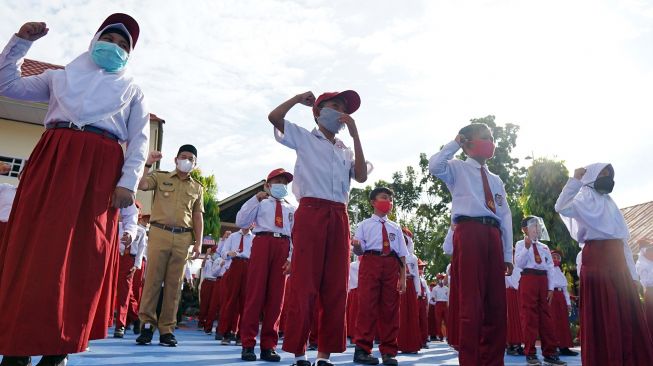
[295,355,307,361]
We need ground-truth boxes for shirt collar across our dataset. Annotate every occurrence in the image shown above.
[311,127,346,148]
[169,169,192,181]
[463,157,485,169]
[372,214,388,222]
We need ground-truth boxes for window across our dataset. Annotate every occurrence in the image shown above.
[0,155,25,178]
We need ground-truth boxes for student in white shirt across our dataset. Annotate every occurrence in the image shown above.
[417,263,430,349]
[346,256,360,344]
[397,228,422,354]
[268,90,368,366]
[428,122,513,365]
[0,14,148,366]
[514,216,565,366]
[350,187,407,366]
[218,227,254,345]
[239,168,296,362]
[203,232,231,336]
[548,251,578,357]
[198,246,217,330]
[556,163,653,366]
[636,240,653,345]
[113,203,140,338]
[505,258,524,356]
[430,274,449,342]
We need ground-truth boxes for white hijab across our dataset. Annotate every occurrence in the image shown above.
[50,23,137,124]
[560,162,629,244]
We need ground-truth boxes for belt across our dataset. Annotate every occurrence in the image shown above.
[46,121,119,141]
[554,287,564,292]
[522,268,547,276]
[363,250,404,267]
[233,257,249,261]
[151,222,192,233]
[204,278,216,282]
[454,215,500,228]
[255,231,290,239]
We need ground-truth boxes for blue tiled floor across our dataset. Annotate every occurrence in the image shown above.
[31,324,583,365]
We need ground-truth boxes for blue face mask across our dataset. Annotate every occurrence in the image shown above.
[91,41,129,73]
[270,184,288,199]
[317,107,345,134]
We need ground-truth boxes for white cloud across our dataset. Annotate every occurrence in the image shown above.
[1,0,651,208]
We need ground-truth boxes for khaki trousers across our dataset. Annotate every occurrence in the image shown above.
[138,226,192,334]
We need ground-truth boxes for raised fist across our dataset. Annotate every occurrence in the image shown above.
[17,22,49,41]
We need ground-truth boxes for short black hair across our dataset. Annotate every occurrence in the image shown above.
[458,123,490,140]
[521,215,537,228]
[369,187,394,201]
[100,27,131,47]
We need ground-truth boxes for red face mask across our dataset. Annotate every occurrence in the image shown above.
[553,259,561,267]
[373,200,393,215]
[467,139,495,159]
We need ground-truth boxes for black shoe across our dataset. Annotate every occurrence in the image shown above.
[314,361,334,366]
[558,348,579,357]
[526,355,542,365]
[291,361,311,366]
[543,355,567,365]
[159,333,177,347]
[235,335,242,346]
[241,348,257,361]
[35,355,67,366]
[136,324,154,345]
[113,326,125,338]
[506,345,520,356]
[0,356,32,366]
[220,332,232,345]
[307,343,318,351]
[132,319,141,335]
[260,349,281,362]
[422,342,429,349]
[381,354,398,366]
[353,346,379,365]
[215,332,223,341]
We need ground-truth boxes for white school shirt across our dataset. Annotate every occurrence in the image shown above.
[236,195,295,261]
[354,215,409,257]
[349,260,360,291]
[0,35,149,193]
[274,119,354,204]
[0,183,17,222]
[211,238,230,277]
[576,250,583,278]
[505,267,522,289]
[121,224,148,269]
[514,239,555,291]
[636,253,653,288]
[419,277,429,299]
[202,256,216,280]
[221,230,254,259]
[405,253,421,297]
[428,141,513,262]
[431,285,449,302]
[442,225,454,255]
[551,266,571,305]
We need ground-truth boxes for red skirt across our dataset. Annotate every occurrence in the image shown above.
[446,264,459,349]
[0,128,123,356]
[505,287,523,345]
[580,239,653,365]
[398,278,421,353]
[0,221,7,244]
[346,288,359,338]
[550,290,573,348]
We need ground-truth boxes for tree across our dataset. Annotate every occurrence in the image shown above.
[190,169,221,239]
[520,158,578,265]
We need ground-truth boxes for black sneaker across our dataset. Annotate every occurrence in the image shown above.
[220,332,232,345]
[159,333,178,347]
[235,335,242,346]
[381,354,398,366]
[35,355,67,366]
[543,355,567,365]
[215,332,223,341]
[291,361,311,366]
[136,324,154,345]
[0,356,32,366]
[506,345,520,356]
[314,361,334,366]
[260,349,281,362]
[132,319,141,335]
[353,346,379,365]
[526,355,542,365]
[241,348,257,361]
[113,326,125,338]
[558,348,579,357]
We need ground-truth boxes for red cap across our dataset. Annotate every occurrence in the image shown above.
[551,250,562,258]
[97,13,140,48]
[266,168,293,183]
[402,227,413,239]
[436,273,445,280]
[312,90,361,117]
[417,258,426,267]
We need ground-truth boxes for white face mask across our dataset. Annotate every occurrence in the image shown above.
[176,158,194,173]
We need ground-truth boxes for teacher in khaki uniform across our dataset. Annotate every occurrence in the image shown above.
[135,144,204,347]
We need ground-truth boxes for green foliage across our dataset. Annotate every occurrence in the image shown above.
[190,169,221,239]
[520,158,578,265]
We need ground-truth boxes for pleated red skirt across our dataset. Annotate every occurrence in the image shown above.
[580,239,653,366]
[398,278,421,353]
[346,288,359,338]
[550,290,573,348]
[418,296,428,343]
[0,128,123,356]
[505,287,522,345]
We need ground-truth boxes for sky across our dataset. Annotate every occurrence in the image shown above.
[2,0,652,208]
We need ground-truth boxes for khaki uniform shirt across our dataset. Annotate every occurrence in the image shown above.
[143,170,204,229]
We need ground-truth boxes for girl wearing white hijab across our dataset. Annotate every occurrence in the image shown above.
[555,163,653,366]
[0,13,148,366]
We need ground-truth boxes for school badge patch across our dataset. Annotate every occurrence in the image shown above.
[388,233,396,242]
[288,213,294,222]
[495,193,503,206]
